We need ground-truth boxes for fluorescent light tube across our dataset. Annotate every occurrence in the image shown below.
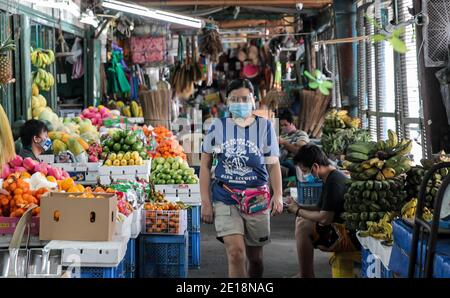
[102,0,202,28]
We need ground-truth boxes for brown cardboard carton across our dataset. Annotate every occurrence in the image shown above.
[39,192,117,241]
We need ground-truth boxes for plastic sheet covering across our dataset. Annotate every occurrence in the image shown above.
[435,63,450,125]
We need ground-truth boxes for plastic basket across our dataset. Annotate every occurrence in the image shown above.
[296,182,323,205]
[68,259,126,278]
[143,209,187,235]
[189,231,200,268]
[187,206,201,233]
[124,239,136,278]
[361,248,393,278]
[329,251,361,278]
[138,232,188,278]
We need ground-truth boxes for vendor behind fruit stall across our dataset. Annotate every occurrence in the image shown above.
[278,110,310,177]
[18,119,51,161]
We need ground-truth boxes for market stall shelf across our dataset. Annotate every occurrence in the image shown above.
[99,159,152,185]
[155,184,200,205]
[44,236,129,268]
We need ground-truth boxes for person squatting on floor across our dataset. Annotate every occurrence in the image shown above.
[200,79,284,278]
[285,144,360,278]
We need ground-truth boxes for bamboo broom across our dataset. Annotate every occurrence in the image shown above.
[0,103,15,172]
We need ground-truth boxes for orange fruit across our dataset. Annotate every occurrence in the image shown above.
[46,176,57,183]
[61,178,75,191]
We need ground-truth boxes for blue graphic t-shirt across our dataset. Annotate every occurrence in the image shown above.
[202,116,279,205]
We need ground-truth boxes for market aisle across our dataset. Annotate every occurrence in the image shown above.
[189,212,332,278]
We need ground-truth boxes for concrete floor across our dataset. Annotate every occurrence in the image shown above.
[189,212,332,278]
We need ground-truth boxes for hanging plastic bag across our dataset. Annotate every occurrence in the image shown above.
[66,37,84,79]
[436,66,450,125]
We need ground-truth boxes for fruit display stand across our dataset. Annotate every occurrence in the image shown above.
[45,236,129,275]
[357,233,393,278]
[126,117,145,125]
[51,162,100,185]
[38,154,55,164]
[155,184,201,205]
[99,159,152,185]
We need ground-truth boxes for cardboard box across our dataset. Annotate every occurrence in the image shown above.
[40,192,117,241]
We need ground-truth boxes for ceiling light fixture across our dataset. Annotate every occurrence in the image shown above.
[101,0,203,28]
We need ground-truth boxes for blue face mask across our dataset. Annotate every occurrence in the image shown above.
[39,137,52,152]
[303,165,319,182]
[228,103,253,118]
[303,173,316,183]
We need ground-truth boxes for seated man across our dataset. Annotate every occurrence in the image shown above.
[278,110,309,178]
[285,144,358,278]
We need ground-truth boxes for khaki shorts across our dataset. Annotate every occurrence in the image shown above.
[213,201,271,247]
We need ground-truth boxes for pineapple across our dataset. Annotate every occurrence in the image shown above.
[0,35,16,85]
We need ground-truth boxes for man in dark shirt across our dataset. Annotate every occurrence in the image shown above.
[285,144,351,278]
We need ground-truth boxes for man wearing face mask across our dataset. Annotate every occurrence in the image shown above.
[18,120,51,161]
[278,110,309,177]
[285,144,358,278]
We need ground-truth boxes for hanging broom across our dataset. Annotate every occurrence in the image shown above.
[0,103,16,172]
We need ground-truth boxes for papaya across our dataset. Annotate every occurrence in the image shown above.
[77,137,89,150]
[67,138,85,156]
[52,139,67,154]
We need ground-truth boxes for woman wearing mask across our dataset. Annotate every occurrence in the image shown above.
[200,79,283,278]
[18,120,51,161]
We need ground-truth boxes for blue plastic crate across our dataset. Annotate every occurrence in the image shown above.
[434,253,450,278]
[189,231,200,268]
[361,248,393,278]
[65,259,126,278]
[296,182,322,205]
[187,206,201,233]
[125,239,136,278]
[138,232,188,278]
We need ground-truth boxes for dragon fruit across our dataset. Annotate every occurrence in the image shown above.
[1,164,11,179]
[9,155,23,168]
[34,163,48,176]
[23,158,38,172]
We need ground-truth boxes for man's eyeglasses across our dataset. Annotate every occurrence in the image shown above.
[228,95,253,103]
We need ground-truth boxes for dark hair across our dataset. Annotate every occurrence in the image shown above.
[226,79,254,97]
[20,120,48,147]
[279,110,294,124]
[294,144,331,168]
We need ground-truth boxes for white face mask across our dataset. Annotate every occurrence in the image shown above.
[36,137,52,152]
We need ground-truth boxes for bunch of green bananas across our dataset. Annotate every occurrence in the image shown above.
[31,48,55,68]
[342,176,408,231]
[344,129,413,181]
[323,109,361,135]
[32,68,54,91]
[405,166,449,208]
